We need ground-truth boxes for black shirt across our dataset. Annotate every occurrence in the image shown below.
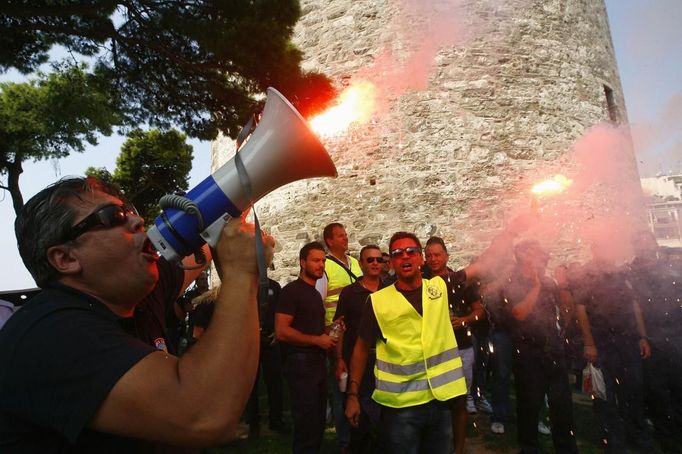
[0,285,157,453]
[574,264,639,341]
[124,259,185,354]
[193,278,281,345]
[501,270,563,353]
[334,279,373,363]
[628,257,682,346]
[276,278,326,356]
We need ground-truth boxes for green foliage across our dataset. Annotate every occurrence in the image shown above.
[88,129,193,225]
[0,64,122,213]
[84,167,115,185]
[0,1,336,140]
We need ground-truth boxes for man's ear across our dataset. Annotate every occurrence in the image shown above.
[47,244,82,276]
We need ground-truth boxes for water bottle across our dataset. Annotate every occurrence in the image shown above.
[339,371,348,392]
[329,320,342,340]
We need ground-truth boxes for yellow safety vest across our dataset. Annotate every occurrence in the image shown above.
[371,277,467,408]
[323,255,362,326]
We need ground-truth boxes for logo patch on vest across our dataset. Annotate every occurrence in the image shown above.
[427,284,442,299]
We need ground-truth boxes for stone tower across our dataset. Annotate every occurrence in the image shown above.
[212,0,642,282]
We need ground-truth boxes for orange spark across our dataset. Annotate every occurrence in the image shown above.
[309,81,377,137]
[531,174,573,197]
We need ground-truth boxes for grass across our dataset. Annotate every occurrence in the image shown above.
[204,376,636,454]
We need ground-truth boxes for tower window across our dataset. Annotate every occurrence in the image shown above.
[604,85,619,123]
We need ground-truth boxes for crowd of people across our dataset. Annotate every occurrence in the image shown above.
[178,221,682,454]
[0,176,681,454]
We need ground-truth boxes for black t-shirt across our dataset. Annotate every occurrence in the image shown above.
[0,284,157,453]
[260,278,282,336]
[193,279,281,344]
[433,269,479,349]
[628,257,682,345]
[192,299,215,329]
[168,285,205,352]
[501,271,563,352]
[122,259,185,354]
[333,279,373,363]
[574,264,639,341]
[276,278,326,356]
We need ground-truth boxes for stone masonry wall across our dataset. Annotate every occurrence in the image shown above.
[212,0,642,284]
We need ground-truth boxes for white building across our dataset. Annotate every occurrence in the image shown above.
[641,175,682,248]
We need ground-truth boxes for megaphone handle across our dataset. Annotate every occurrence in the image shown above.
[252,210,270,314]
[236,113,259,149]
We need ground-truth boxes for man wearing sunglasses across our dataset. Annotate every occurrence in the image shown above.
[0,176,273,452]
[345,232,468,454]
[333,245,386,452]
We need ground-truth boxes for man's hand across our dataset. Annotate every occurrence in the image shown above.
[450,316,467,330]
[335,358,348,381]
[583,345,598,363]
[639,338,651,360]
[345,394,361,428]
[317,334,337,350]
[214,218,275,277]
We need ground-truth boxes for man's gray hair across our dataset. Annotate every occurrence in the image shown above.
[15,176,125,288]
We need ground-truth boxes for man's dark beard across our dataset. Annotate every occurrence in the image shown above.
[303,268,322,280]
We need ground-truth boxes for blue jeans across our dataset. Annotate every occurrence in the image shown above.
[490,330,513,424]
[471,334,490,398]
[380,400,453,454]
[328,357,350,448]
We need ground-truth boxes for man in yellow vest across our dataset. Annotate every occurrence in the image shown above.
[318,222,363,326]
[317,222,363,453]
[345,232,467,453]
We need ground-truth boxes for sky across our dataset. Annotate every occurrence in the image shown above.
[1,0,680,291]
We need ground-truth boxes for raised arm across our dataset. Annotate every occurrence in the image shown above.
[89,218,272,447]
[463,213,534,286]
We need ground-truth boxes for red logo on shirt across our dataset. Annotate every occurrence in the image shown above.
[154,337,168,352]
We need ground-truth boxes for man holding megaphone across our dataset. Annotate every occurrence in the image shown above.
[0,87,338,452]
[0,176,275,452]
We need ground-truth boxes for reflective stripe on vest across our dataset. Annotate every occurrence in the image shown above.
[371,278,467,408]
[376,367,465,393]
[323,256,362,325]
[375,346,461,376]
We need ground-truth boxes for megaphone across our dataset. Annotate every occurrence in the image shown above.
[147,87,337,262]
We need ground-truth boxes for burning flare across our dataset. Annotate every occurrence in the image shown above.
[531,174,573,197]
[309,81,377,137]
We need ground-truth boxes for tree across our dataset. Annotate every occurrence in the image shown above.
[0,64,122,214]
[0,1,335,140]
[87,128,193,225]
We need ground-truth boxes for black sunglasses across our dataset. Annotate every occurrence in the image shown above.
[67,204,138,241]
[365,256,385,264]
[389,247,422,258]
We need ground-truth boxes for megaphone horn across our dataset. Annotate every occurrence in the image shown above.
[147,87,338,262]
